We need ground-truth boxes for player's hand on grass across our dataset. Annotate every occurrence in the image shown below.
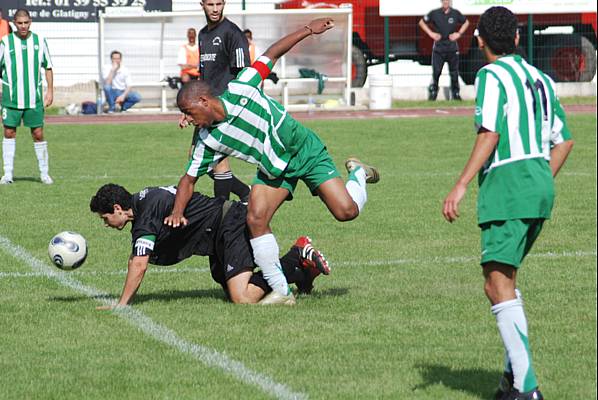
[306,18,334,34]
[443,183,467,223]
[164,213,188,228]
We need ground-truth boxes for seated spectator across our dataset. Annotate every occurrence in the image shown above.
[102,50,141,113]
[178,28,200,83]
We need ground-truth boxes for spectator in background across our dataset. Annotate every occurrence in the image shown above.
[102,50,141,113]
[419,0,469,101]
[178,28,200,83]
[244,28,256,63]
[1,8,53,185]
[0,8,12,39]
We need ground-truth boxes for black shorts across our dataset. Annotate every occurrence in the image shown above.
[209,202,254,288]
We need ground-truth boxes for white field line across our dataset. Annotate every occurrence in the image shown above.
[2,250,595,279]
[334,250,597,268]
[0,266,209,279]
[0,235,307,400]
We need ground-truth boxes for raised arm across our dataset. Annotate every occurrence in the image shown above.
[263,18,334,68]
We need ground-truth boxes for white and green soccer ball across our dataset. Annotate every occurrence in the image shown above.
[48,231,88,271]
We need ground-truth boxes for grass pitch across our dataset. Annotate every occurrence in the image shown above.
[0,114,596,399]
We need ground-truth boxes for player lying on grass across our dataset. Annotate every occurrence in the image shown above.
[168,17,380,305]
[90,183,330,308]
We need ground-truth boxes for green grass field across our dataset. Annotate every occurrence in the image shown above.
[0,114,595,399]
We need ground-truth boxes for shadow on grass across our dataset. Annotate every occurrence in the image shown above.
[12,176,42,183]
[413,363,499,399]
[307,287,349,298]
[49,288,226,304]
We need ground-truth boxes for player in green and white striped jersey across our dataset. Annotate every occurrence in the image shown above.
[442,7,573,400]
[0,9,54,185]
[167,18,380,305]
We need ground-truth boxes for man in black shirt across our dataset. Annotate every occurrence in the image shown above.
[184,0,251,203]
[90,183,329,308]
[419,0,469,100]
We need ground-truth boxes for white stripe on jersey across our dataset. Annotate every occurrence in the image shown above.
[26,36,36,109]
[135,238,155,256]
[14,39,25,108]
[475,72,501,132]
[42,38,53,68]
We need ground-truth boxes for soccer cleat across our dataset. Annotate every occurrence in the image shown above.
[345,157,380,184]
[498,388,544,400]
[494,372,513,400]
[40,175,54,185]
[293,236,330,294]
[452,92,462,101]
[258,290,296,305]
[0,175,13,185]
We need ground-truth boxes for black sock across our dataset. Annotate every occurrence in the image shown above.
[212,171,233,200]
[230,175,250,202]
[249,272,271,293]
[279,248,304,284]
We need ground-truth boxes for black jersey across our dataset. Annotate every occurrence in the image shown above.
[130,186,225,265]
[423,7,466,51]
[198,18,250,96]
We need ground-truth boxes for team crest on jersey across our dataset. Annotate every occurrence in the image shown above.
[448,17,454,24]
[139,188,149,200]
[22,45,27,50]
[212,36,222,46]
[34,44,39,50]
[475,106,482,115]
[240,98,248,106]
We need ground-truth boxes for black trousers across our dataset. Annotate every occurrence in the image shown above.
[431,49,460,93]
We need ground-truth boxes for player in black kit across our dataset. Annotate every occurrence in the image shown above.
[419,0,469,101]
[183,0,251,202]
[90,184,330,308]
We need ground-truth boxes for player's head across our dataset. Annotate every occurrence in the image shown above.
[187,27,196,44]
[13,9,31,39]
[477,6,519,57]
[201,0,225,24]
[90,184,134,230]
[243,29,252,41]
[441,0,452,10]
[176,80,217,128]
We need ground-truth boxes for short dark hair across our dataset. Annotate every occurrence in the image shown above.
[176,80,214,109]
[90,184,133,214]
[14,8,31,20]
[478,6,518,55]
[110,50,122,59]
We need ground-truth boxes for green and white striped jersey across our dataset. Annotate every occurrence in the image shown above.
[0,32,53,109]
[475,54,571,170]
[187,56,308,179]
[473,54,572,223]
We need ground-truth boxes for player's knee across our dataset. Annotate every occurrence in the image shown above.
[332,202,359,222]
[229,291,255,304]
[246,209,269,234]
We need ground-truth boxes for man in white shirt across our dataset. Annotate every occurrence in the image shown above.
[103,50,141,113]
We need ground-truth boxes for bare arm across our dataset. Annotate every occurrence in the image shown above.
[550,140,574,177]
[97,255,148,310]
[443,131,499,222]
[44,69,53,107]
[164,173,197,228]
[263,18,334,67]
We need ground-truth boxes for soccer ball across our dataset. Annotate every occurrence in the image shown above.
[48,231,88,270]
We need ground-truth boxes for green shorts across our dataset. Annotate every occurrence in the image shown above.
[252,128,340,198]
[1,105,45,128]
[480,218,545,268]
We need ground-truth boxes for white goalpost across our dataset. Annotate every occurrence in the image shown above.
[98,7,353,112]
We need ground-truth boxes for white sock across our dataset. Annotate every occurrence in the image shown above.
[34,141,49,177]
[492,298,538,392]
[502,289,523,374]
[346,167,367,212]
[2,138,16,178]
[250,233,290,296]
